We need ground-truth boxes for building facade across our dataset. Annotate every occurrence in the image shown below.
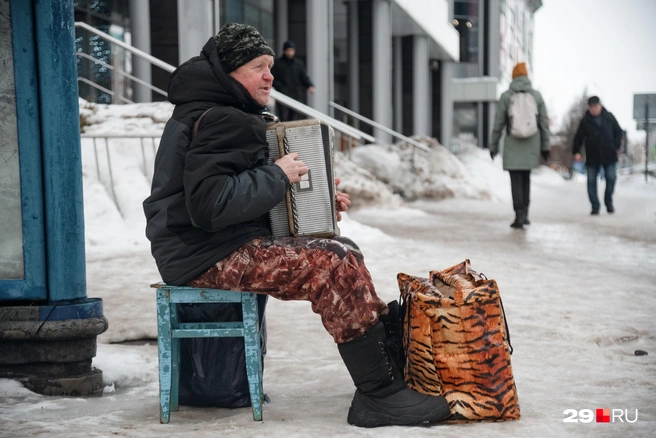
[73,0,540,148]
[74,0,459,145]
[449,0,542,149]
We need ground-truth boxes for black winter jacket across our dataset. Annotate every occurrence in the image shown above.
[271,55,313,101]
[573,108,622,165]
[143,38,289,285]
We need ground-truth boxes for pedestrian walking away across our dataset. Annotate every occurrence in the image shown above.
[142,23,450,428]
[572,96,623,215]
[490,62,551,229]
[271,40,315,121]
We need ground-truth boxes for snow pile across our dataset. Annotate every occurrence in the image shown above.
[77,101,518,213]
[618,162,656,193]
[81,136,154,255]
[531,165,568,186]
[77,101,571,215]
[350,136,496,201]
[79,98,172,135]
[78,99,406,214]
[452,140,569,201]
[0,379,38,398]
[93,344,158,389]
[335,212,395,243]
[77,100,166,255]
[334,151,404,209]
[452,141,511,202]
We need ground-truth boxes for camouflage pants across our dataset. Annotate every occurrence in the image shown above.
[188,236,388,344]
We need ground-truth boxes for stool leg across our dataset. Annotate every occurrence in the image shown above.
[156,289,172,424]
[170,303,180,412]
[242,293,263,421]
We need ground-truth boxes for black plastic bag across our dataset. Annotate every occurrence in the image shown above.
[177,294,268,408]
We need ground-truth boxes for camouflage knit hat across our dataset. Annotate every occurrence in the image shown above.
[214,23,275,73]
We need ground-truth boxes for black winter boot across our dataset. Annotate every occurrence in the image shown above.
[510,209,525,229]
[337,322,450,427]
[523,208,531,225]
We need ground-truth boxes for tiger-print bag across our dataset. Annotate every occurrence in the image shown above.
[397,259,520,423]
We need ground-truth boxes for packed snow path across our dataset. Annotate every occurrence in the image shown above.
[1,176,654,438]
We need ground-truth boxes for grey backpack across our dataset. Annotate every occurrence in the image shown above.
[507,92,538,139]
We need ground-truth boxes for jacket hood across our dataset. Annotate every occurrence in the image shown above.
[167,37,265,114]
[509,76,533,92]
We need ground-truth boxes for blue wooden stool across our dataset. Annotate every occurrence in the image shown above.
[152,283,263,423]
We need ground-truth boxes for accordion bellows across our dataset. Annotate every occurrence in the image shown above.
[397,260,520,422]
[266,119,339,238]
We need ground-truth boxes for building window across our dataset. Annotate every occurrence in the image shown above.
[222,0,275,48]
[74,0,130,104]
[453,0,479,64]
[453,102,478,144]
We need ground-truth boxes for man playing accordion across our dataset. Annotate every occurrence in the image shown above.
[143,23,449,428]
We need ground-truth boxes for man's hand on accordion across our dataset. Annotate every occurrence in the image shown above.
[274,152,308,184]
[334,178,351,222]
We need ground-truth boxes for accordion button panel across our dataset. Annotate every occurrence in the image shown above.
[266,120,336,238]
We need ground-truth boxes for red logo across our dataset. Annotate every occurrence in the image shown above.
[596,409,611,423]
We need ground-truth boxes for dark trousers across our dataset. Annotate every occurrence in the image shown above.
[509,170,531,213]
[586,163,617,210]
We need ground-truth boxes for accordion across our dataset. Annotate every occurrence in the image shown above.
[266,119,339,238]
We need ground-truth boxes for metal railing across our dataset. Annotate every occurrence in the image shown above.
[74,21,374,147]
[77,77,134,104]
[271,92,375,145]
[75,21,173,105]
[74,23,446,213]
[329,102,431,153]
[76,51,168,102]
[81,134,161,217]
[75,21,177,72]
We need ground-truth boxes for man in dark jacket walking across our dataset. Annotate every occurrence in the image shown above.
[271,40,315,121]
[573,96,622,214]
[143,23,449,428]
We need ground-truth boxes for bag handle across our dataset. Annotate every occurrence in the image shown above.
[498,296,514,355]
[191,107,215,138]
[434,269,515,355]
[480,272,514,355]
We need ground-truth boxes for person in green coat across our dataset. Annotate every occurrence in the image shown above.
[490,62,550,228]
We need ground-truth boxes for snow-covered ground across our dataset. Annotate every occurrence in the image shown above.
[1,102,655,437]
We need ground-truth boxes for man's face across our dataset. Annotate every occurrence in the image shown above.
[588,103,602,116]
[229,54,274,106]
[284,48,295,58]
